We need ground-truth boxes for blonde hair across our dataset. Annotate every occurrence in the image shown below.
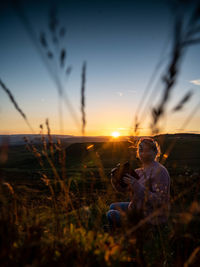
[136,138,161,160]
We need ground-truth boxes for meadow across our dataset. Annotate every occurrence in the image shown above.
[1,1,200,266]
[0,133,200,266]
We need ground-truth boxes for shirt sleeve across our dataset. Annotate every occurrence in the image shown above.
[111,176,127,193]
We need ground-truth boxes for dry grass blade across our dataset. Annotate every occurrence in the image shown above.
[186,26,200,37]
[45,118,54,156]
[66,66,72,77]
[150,17,183,132]
[60,49,66,68]
[3,182,14,195]
[0,80,26,121]
[131,37,170,135]
[40,32,48,48]
[49,7,58,33]
[187,2,200,27]
[151,5,200,133]
[134,116,140,135]
[172,90,193,112]
[182,38,200,46]
[12,1,80,130]
[0,79,34,133]
[81,61,86,135]
[184,246,200,267]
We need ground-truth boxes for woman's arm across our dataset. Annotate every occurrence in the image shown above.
[110,165,130,193]
[111,175,127,193]
[123,167,170,206]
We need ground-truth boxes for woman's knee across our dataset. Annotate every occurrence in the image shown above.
[109,202,129,211]
[107,210,121,226]
[106,210,112,220]
[109,203,116,210]
[107,209,117,217]
[109,202,122,210]
[106,210,113,224]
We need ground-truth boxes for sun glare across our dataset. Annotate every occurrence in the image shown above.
[111,131,120,138]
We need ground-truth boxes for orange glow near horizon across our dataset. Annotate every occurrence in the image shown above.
[0,115,199,137]
[0,127,197,137]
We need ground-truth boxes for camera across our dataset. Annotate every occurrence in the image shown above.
[111,161,140,188]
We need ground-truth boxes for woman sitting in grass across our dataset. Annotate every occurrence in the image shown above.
[107,138,170,228]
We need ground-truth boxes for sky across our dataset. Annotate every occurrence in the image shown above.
[0,0,200,136]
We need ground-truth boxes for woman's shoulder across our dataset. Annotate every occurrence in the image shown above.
[153,161,170,179]
[157,162,169,173]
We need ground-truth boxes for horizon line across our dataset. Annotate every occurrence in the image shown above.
[0,132,200,137]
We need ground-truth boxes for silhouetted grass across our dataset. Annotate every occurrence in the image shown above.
[81,62,87,136]
[1,133,200,266]
[0,79,34,133]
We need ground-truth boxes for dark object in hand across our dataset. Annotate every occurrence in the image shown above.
[111,161,140,188]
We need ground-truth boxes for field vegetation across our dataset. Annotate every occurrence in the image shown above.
[1,0,200,266]
[0,133,200,266]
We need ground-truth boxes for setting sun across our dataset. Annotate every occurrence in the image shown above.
[111,131,120,138]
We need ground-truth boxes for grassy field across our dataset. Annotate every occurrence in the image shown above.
[0,134,200,266]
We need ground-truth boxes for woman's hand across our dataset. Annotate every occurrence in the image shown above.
[123,173,136,188]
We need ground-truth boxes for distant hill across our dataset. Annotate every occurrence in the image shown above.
[155,133,200,139]
[1,133,199,180]
[64,133,200,171]
[0,133,199,146]
[0,134,127,145]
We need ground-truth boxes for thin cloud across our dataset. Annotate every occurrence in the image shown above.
[116,90,136,96]
[189,79,200,85]
[116,92,123,97]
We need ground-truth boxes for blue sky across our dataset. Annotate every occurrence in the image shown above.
[0,0,200,136]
